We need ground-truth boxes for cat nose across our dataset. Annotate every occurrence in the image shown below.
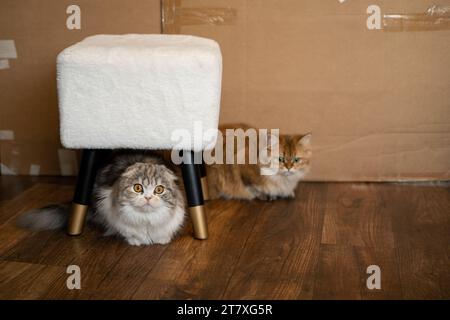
[144,196,152,201]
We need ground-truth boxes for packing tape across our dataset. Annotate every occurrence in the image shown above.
[0,40,17,70]
[0,59,10,70]
[0,40,17,59]
[58,149,78,176]
[162,0,236,34]
[29,164,41,176]
[0,163,17,175]
[162,1,449,33]
[0,130,15,140]
[384,5,450,31]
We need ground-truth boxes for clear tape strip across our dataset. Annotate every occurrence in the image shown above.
[0,163,17,175]
[384,5,450,31]
[0,59,10,70]
[29,164,41,176]
[0,130,15,140]
[163,1,450,33]
[162,0,236,34]
[0,40,17,59]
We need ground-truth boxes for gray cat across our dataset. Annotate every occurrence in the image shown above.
[18,153,186,246]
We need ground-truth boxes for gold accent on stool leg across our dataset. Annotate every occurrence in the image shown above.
[67,203,88,236]
[201,176,210,201]
[189,205,208,240]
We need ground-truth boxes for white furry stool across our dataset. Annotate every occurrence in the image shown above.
[57,34,222,240]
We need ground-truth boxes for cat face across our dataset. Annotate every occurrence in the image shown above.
[275,133,312,176]
[116,163,178,212]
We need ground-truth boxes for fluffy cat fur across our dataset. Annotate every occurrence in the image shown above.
[18,153,185,246]
[207,124,312,200]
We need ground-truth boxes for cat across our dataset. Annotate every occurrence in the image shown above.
[206,124,312,200]
[17,152,186,246]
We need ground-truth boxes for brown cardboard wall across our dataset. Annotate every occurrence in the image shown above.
[1,0,449,181]
[0,0,161,175]
[163,0,450,181]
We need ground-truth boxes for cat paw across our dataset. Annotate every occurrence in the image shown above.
[284,192,295,199]
[257,194,277,201]
[153,237,172,245]
[126,238,145,246]
[103,228,116,237]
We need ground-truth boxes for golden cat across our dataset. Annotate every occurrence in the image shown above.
[206,124,312,200]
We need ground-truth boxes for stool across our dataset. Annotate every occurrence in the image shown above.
[57,34,222,240]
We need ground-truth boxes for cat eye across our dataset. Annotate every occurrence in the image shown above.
[294,157,302,163]
[278,156,285,162]
[154,185,165,195]
[133,184,143,193]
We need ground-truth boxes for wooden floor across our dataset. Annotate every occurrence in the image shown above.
[0,176,449,300]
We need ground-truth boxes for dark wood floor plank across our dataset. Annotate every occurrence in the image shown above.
[0,177,448,299]
[0,260,65,299]
[0,183,96,267]
[0,183,55,225]
[1,191,99,268]
[222,183,326,299]
[0,183,69,256]
[396,245,446,299]
[388,184,450,248]
[321,183,395,247]
[312,245,362,299]
[355,245,403,300]
[0,176,38,202]
[132,200,258,299]
[92,244,168,299]
[439,249,450,299]
[0,184,83,265]
[383,184,450,299]
[313,246,402,300]
[313,246,403,299]
[41,235,131,299]
[316,183,404,299]
[0,176,75,201]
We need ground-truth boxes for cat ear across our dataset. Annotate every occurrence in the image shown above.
[166,168,178,182]
[156,164,178,182]
[298,133,312,147]
[164,167,178,181]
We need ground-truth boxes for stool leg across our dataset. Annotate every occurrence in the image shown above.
[181,151,208,240]
[67,149,98,236]
[197,155,210,201]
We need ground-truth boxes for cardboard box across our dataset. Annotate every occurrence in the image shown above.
[2,0,449,181]
[163,0,450,181]
[0,0,161,175]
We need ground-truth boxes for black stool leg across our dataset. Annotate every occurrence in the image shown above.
[67,149,98,236]
[197,154,210,201]
[181,151,208,240]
